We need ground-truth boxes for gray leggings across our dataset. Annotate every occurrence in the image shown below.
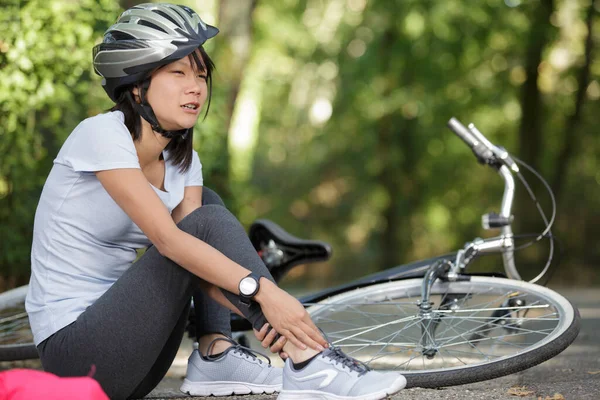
[37,188,274,399]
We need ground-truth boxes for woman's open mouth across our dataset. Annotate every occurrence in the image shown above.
[181,102,200,114]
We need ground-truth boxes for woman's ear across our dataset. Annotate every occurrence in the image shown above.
[131,86,141,104]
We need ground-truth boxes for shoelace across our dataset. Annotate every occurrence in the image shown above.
[205,336,273,366]
[324,345,371,376]
[318,328,371,376]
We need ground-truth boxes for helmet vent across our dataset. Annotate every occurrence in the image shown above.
[108,31,136,41]
[153,10,178,26]
[138,20,167,34]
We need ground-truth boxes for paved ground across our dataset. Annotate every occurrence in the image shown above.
[144,288,600,400]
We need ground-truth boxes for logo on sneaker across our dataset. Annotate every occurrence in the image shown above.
[292,369,338,388]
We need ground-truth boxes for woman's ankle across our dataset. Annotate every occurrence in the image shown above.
[282,341,321,363]
[197,333,232,357]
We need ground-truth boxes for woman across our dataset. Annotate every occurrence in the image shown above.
[25,3,406,399]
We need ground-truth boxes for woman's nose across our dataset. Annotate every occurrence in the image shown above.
[186,76,205,95]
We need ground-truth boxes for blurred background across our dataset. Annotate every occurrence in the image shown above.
[0,0,598,293]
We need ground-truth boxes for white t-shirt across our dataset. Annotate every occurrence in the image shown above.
[26,111,203,346]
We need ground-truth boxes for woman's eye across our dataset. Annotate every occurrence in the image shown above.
[198,75,207,81]
[173,70,184,75]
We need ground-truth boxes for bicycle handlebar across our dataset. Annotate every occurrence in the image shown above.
[446,117,521,280]
[447,117,478,147]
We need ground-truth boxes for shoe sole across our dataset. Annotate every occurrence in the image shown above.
[180,379,282,396]
[277,375,407,400]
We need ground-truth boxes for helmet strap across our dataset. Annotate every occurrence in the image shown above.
[127,80,190,139]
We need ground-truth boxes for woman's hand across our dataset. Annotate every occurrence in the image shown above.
[254,279,328,352]
[253,323,289,359]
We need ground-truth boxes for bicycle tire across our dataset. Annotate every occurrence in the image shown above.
[306,276,580,388]
[0,285,38,361]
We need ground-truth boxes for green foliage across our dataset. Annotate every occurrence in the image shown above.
[0,0,120,280]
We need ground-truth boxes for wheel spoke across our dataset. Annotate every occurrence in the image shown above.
[0,303,32,346]
[331,315,419,345]
[436,304,550,314]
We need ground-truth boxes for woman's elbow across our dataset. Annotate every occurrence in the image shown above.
[153,227,180,258]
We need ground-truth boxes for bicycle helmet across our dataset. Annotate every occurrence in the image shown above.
[93,3,218,137]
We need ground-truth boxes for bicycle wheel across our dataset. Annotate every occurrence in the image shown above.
[0,286,38,361]
[306,276,579,388]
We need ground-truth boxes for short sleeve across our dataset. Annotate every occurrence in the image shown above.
[56,112,140,172]
[184,150,203,187]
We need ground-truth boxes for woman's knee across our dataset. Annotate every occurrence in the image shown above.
[201,187,226,207]
[177,204,237,235]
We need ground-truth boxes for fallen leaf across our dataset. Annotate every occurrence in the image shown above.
[508,386,536,397]
[542,394,565,400]
[587,370,600,375]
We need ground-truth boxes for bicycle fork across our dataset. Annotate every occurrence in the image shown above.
[418,259,453,359]
[417,260,527,359]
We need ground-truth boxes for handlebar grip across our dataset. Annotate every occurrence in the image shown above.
[447,117,478,148]
[447,117,494,163]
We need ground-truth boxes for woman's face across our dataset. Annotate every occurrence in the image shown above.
[143,51,208,131]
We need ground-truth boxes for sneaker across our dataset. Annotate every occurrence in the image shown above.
[180,337,282,396]
[278,346,407,400]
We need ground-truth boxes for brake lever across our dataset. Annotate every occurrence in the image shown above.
[468,124,519,173]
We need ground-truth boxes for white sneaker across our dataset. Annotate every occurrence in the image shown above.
[278,346,406,400]
[180,337,282,396]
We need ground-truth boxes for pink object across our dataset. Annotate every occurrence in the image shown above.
[0,369,108,400]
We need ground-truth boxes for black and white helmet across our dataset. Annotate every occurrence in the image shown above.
[93,3,218,102]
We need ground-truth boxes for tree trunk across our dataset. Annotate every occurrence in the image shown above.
[378,116,418,271]
[518,0,554,171]
[208,0,258,206]
[377,115,401,271]
[551,1,595,197]
[375,29,419,271]
[515,0,555,276]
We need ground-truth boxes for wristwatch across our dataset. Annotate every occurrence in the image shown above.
[238,272,261,305]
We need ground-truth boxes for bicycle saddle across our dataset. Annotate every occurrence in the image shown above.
[248,219,332,283]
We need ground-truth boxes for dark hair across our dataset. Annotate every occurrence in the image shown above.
[109,47,215,173]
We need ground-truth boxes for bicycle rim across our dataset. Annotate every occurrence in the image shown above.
[0,286,38,361]
[306,276,579,388]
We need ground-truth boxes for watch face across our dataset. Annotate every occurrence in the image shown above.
[240,276,258,296]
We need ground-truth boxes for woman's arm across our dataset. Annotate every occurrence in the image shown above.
[96,168,247,294]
